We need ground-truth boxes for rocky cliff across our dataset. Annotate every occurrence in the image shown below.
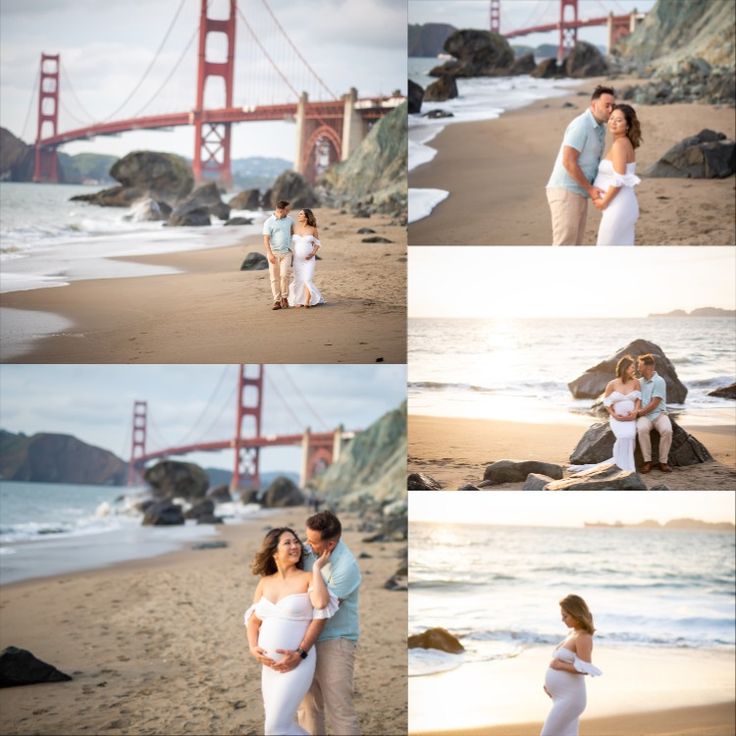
[0,430,127,485]
[309,401,407,508]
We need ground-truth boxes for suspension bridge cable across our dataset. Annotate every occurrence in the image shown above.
[20,68,40,141]
[59,98,92,127]
[277,366,328,430]
[198,379,238,444]
[148,414,175,453]
[259,0,337,100]
[101,0,188,122]
[265,373,307,431]
[60,62,96,124]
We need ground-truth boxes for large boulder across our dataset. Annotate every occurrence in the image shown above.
[142,500,185,526]
[544,464,647,490]
[431,29,515,78]
[564,41,608,78]
[510,52,536,75]
[709,383,736,399]
[407,472,442,490]
[229,189,261,210]
[262,476,305,507]
[269,170,319,209]
[483,460,564,484]
[408,628,464,653]
[531,58,565,79]
[144,460,209,501]
[124,197,170,222]
[0,647,72,688]
[240,252,268,271]
[184,498,215,520]
[424,74,458,102]
[408,79,424,114]
[568,339,688,403]
[206,484,233,503]
[644,130,735,178]
[168,182,229,226]
[523,473,554,490]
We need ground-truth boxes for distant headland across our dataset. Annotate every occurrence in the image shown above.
[584,518,734,532]
[648,307,736,318]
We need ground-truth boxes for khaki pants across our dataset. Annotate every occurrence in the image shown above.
[298,638,360,736]
[268,252,292,302]
[546,187,588,245]
[636,414,673,463]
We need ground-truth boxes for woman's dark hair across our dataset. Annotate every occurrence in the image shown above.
[591,85,615,100]
[616,354,635,383]
[306,510,341,542]
[613,103,642,148]
[301,208,317,227]
[250,527,304,576]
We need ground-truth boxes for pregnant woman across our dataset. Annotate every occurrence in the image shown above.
[602,355,642,471]
[541,594,602,736]
[245,527,337,735]
[593,103,642,246]
[289,208,324,308]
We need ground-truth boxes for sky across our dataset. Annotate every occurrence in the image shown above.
[0,364,407,473]
[409,490,736,526]
[409,247,736,319]
[0,0,407,161]
[409,0,657,50]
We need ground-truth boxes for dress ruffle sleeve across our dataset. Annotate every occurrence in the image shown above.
[602,395,615,407]
[574,656,602,676]
[309,587,339,620]
[610,172,641,188]
[243,601,258,626]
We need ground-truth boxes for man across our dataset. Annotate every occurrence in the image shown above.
[546,85,615,245]
[298,510,361,735]
[636,354,673,473]
[262,199,294,310]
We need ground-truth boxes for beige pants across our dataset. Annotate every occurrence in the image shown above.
[637,414,673,463]
[546,187,588,245]
[298,638,360,736]
[268,252,292,302]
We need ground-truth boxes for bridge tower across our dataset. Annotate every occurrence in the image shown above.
[193,0,236,187]
[232,364,263,491]
[127,400,148,486]
[558,0,579,63]
[294,93,345,184]
[33,53,60,183]
[490,0,501,34]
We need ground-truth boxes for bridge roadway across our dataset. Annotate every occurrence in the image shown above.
[504,14,626,39]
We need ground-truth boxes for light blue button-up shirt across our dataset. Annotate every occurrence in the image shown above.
[304,540,361,642]
[640,372,667,420]
[546,109,605,197]
[262,214,293,254]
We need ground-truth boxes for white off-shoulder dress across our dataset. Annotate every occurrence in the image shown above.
[541,645,602,736]
[289,234,324,307]
[594,160,641,246]
[245,589,338,735]
[603,389,641,472]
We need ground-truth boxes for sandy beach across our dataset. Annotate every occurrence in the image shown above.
[408,77,736,245]
[0,209,406,363]
[408,414,736,490]
[0,509,407,735]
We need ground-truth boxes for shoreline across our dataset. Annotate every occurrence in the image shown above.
[0,208,407,363]
[408,76,736,245]
[408,414,736,489]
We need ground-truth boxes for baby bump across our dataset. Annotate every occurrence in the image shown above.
[293,241,313,258]
[545,668,585,700]
[613,399,635,416]
[259,618,308,661]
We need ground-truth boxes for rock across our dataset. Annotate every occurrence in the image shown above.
[361,236,393,243]
[192,541,229,550]
[568,339,688,403]
[240,488,259,505]
[0,647,72,688]
[358,552,373,559]
[384,562,408,591]
[70,185,145,207]
[544,464,647,490]
[523,473,554,490]
[125,197,168,222]
[167,206,211,227]
[224,216,253,226]
[483,460,564,484]
[228,189,261,210]
[431,29,515,78]
[510,52,536,75]
[531,58,564,79]
[409,22,457,58]
[0,127,29,178]
[169,182,230,226]
[422,109,454,119]
[708,383,736,399]
[458,483,479,490]
[240,252,268,271]
[262,476,305,507]
[644,130,735,178]
[649,484,671,490]
[206,484,233,503]
[564,41,608,78]
[562,102,575,108]
[408,628,464,653]
[142,500,185,526]
[144,460,209,501]
[357,227,376,234]
[424,74,458,102]
[407,472,442,490]
[196,514,224,525]
[184,498,215,520]
[269,170,319,209]
[408,79,424,114]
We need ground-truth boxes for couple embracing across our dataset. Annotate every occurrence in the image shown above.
[547,85,643,246]
[263,200,325,310]
[245,510,361,735]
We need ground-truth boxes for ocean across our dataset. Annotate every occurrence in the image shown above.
[409,519,736,677]
[0,480,262,585]
[408,316,736,426]
[408,57,581,223]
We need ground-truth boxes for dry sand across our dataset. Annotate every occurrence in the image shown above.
[0,509,407,735]
[0,210,406,364]
[409,78,736,245]
[408,414,736,490]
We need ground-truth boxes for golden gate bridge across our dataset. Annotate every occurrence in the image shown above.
[127,365,357,492]
[29,0,403,187]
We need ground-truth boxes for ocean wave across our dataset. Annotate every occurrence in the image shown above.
[408,648,465,677]
[408,381,493,393]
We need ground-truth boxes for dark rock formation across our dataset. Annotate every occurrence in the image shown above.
[144,460,209,501]
[430,29,515,78]
[361,236,393,243]
[510,52,536,75]
[184,498,215,520]
[168,182,229,226]
[407,472,442,490]
[424,74,458,102]
[224,216,253,226]
[422,109,455,119]
[408,79,424,115]
[167,207,210,227]
[384,561,408,591]
[483,460,564,484]
[262,476,305,507]
[269,170,319,209]
[408,628,464,653]
[523,473,554,490]
[644,130,735,178]
[708,383,736,399]
[192,540,229,550]
[142,500,185,526]
[564,41,608,78]
[0,128,29,179]
[568,339,688,403]
[458,483,479,490]
[229,189,261,210]
[408,23,457,58]
[123,198,171,222]
[0,647,72,688]
[240,252,268,271]
[531,58,564,79]
[206,484,233,502]
[544,464,647,490]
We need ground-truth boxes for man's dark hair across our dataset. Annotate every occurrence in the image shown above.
[276,200,290,210]
[306,510,342,541]
[638,353,656,366]
[591,85,615,100]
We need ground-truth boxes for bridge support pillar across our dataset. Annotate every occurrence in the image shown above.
[340,88,364,162]
[300,427,311,489]
[128,400,148,486]
[557,0,578,64]
[33,53,60,183]
[607,11,638,52]
[294,92,308,177]
[232,364,263,491]
[332,425,344,464]
[490,0,500,34]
